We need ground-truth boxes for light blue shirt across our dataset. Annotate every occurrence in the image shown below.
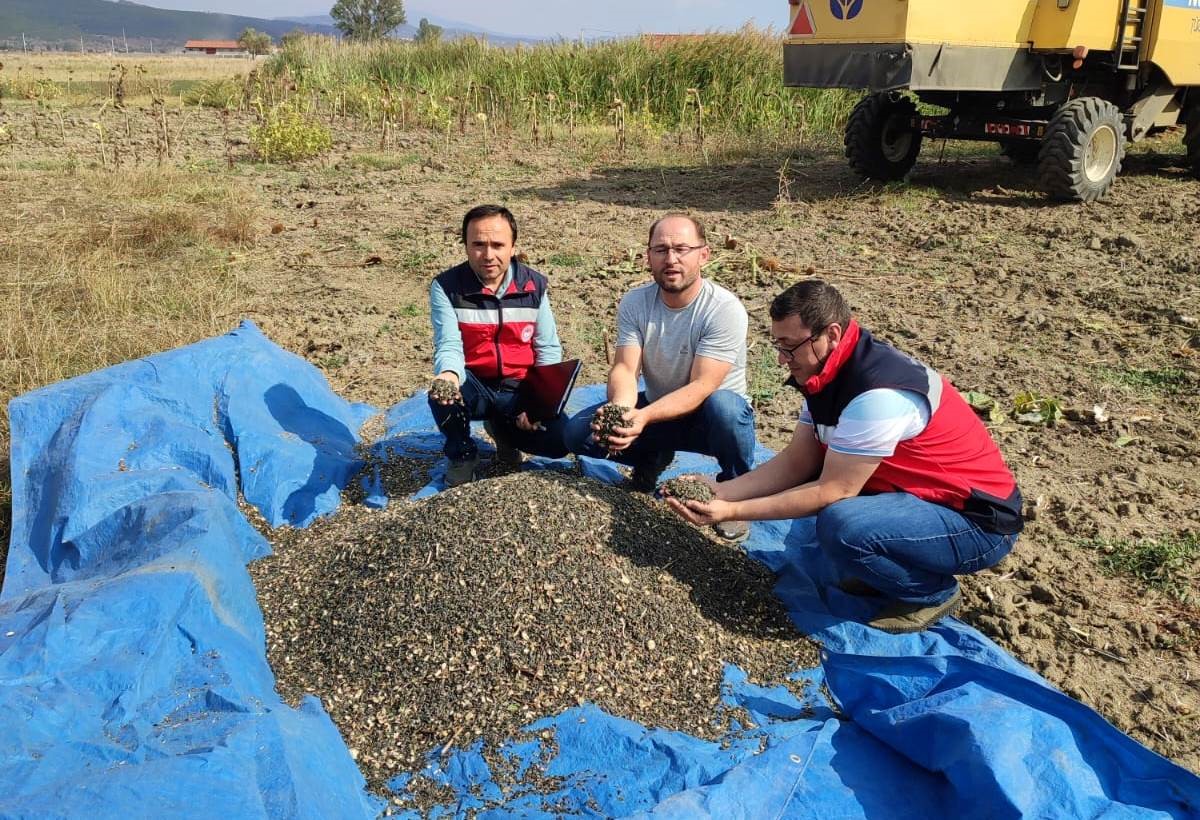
[799,388,930,457]
[431,263,562,382]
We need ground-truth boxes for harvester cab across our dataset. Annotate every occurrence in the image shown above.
[785,0,1200,201]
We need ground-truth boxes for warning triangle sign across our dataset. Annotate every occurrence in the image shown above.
[790,2,816,37]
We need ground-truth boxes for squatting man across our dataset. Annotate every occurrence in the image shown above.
[427,205,569,486]
[665,280,1024,634]
[563,213,757,543]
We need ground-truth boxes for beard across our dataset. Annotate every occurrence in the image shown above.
[655,269,696,293]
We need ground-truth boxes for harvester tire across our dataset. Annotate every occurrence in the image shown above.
[1185,104,1200,178]
[999,141,1041,165]
[1038,97,1126,202]
[845,93,922,181]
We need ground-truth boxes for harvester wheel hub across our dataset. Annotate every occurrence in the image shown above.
[1084,125,1118,184]
[881,116,914,163]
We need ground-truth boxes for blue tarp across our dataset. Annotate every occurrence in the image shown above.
[2,321,1198,819]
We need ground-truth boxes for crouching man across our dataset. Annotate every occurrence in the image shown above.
[428,205,569,485]
[564,213,757,541]
[666,280,1023,633]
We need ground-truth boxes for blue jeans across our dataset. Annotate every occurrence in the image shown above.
[429,371,569,462]
[564,389,756,481]
[817,493,1016,606]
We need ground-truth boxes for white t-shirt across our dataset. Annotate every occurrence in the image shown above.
[799,388,930,456]
[616,280,748,402]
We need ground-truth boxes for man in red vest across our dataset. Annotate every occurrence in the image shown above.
[666,280,1023,633]
[429,205,568,486]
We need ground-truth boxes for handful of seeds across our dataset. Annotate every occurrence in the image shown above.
[592,403,630,449]
[429,377,461,403]
[659,476,715,503]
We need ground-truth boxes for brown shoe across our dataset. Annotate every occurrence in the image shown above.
[867,587,962,634]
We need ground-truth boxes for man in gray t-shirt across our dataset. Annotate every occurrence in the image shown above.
[564,214,757,541]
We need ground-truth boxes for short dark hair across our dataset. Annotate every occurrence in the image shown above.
[648,213,706,245]
[461,204,517,245]
[769,279,852,332]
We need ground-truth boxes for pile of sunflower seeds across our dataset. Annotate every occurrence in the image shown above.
[251,470,817,791]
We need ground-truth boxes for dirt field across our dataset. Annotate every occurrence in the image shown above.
[1,97,1197,772]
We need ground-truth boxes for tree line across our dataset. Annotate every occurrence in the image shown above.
[238,2,441,56]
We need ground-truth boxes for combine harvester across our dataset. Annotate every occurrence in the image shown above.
[785,0,1200,200]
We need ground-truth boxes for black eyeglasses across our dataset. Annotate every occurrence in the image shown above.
[771,329,823,361]
[647,244,706,259]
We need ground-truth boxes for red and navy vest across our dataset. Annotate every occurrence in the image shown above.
[434,261,548,383]
[798,320,1024,535]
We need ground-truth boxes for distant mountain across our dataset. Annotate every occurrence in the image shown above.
[0,0,335,49]
[276,11,543,46]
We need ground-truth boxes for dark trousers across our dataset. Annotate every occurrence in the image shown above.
[428,370,568,462]
[564,389,756,481]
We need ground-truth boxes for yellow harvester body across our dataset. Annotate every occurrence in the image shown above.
[784,0,1200,200]
[785,0,1199,86]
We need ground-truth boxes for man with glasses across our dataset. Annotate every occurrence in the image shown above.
[564,213,755,541]
[665,280,1023,633]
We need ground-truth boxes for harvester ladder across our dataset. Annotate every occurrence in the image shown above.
[1115,0,1148,71]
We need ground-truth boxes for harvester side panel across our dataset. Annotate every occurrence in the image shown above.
[1147,0,1200,85]
[784,0,1044,92]
[783,43,1043,92]
[785,0,1039,45]
[1029,0,1125,50]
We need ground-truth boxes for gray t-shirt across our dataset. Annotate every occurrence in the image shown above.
[616,279,748,402]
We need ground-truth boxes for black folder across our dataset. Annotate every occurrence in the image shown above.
[520,359,582,423]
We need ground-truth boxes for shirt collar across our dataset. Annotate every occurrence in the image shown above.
[472,261,515,296]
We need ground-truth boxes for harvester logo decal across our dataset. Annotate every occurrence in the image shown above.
[830,0,865,20]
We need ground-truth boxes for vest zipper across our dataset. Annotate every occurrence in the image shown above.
[493,292,505,380]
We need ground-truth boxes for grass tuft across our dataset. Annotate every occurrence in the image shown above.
[1084,533,1200,601]
[1101,366,1195,396]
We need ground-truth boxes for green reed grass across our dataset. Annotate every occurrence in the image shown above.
[266,31,856,141]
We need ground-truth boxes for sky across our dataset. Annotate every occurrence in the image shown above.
[134,0,787,38]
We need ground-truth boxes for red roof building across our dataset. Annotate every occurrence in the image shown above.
[183,40,244,55]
